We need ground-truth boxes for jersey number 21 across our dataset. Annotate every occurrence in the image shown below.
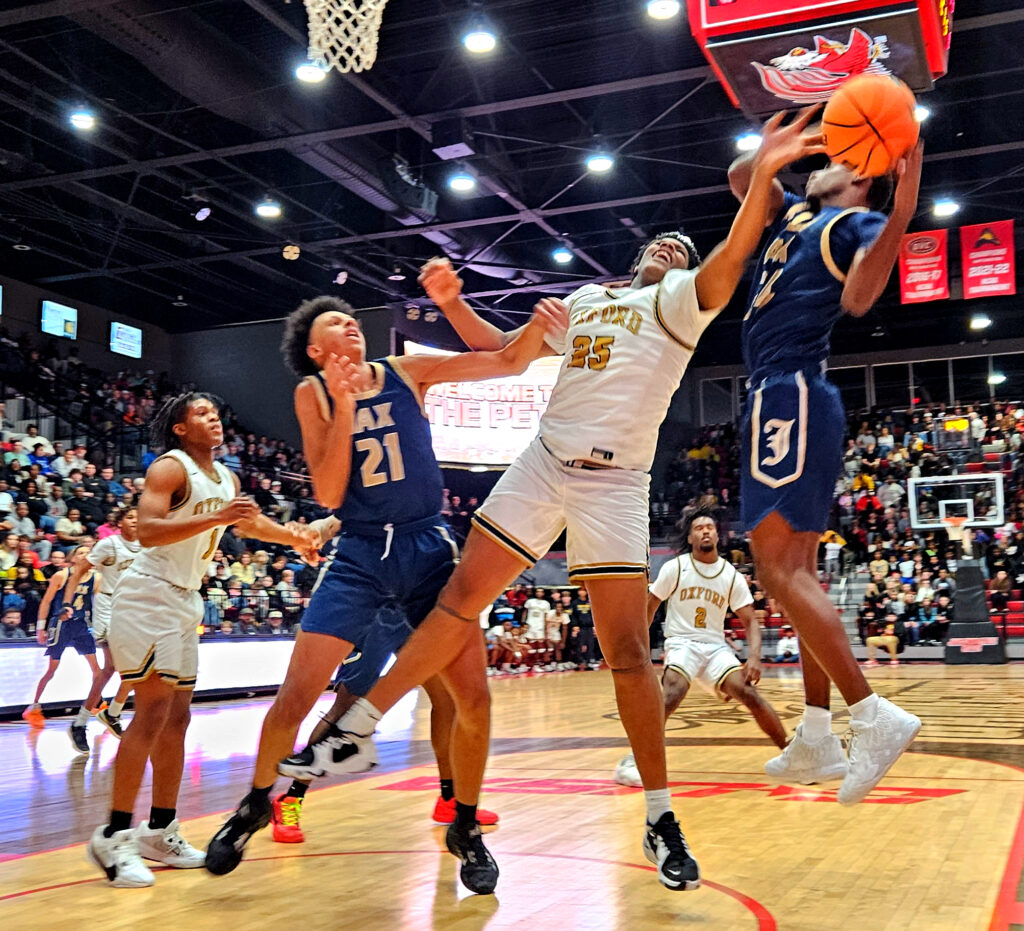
[356,432,406,487]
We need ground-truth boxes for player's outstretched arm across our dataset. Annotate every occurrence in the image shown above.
[735,605,763,685]
[419,257,523,350]
[136,457,260,548]
[697,106,826,312]
[295,352,359,509]
[645,591,663,628]
[398,298,567,392]
[227,474,320,559]
[60,548,96,608]
[841,141,924,316]
[36,569,68,644]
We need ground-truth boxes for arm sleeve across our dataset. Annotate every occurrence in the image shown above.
[649,558,679,601]
[728,568,754,612]
[827,209,889,276]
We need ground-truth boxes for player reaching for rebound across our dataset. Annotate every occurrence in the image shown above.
[23,544,99,753]
[613,508,787,787]
[288,107,825,893]
[61,508,142,746]
[86,393,317,887]
[728,120,924,803]
[206,297,557,890]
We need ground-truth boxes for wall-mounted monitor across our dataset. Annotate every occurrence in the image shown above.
[110,321,143,359]
[41,300,78,340]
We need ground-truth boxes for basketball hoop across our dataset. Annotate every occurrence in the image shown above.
[304,0,389,74]
[942,516,967,542]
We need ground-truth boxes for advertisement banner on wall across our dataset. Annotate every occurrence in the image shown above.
[899,229,949,303]
[961,220,1016,299]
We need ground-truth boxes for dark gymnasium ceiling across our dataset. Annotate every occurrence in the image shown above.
[0,0,1021,366]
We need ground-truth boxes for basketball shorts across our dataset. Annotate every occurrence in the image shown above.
[740,370,844,534]
[108,569,203,690]
[472,437,650,585]
[663,637,741,695]
[333,607,413,697]
[91,592,113,642]
[301,521,459,644]
[45,618,96,659]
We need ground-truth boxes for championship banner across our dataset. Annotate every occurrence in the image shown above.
[899,229,948,303]
[960,220,1016,299]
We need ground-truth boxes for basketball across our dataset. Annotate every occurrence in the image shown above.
[822,74,920,177]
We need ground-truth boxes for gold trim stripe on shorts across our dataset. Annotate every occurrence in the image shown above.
[471,512,538,564]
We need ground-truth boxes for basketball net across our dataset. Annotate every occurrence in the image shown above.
[943,517,972,557]
[304,0,389,74]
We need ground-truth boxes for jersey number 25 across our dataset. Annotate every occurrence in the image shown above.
[568,335,615,370]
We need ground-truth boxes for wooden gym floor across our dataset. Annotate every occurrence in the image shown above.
[2,665,1024,930]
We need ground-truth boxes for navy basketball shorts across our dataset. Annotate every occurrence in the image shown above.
[301,523,459,644]
[45,619,96,660]
[740,370,844,534]
[333,606,413,697]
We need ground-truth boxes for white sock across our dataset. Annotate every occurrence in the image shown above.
[801,705,832,742]
[339,698,381,737]
[849,693,879,726]
[74,706,91,727]
[644,788,672,824]
[108,699,125,717]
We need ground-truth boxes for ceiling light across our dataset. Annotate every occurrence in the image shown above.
[68,110,96,131]
[12,243,31,251]
[932,199,959,218]
[969,313,991,331]
[448,171,477,192]
[552,247,573,264]
[463,29,496,54]
[736,132,762,152]
[585,152,615,173]
[646,0,681,19]
[388,265,407,281]
[282,244,300,260]
[193,206,212,221]
[255,198,282,219]
[171,295,188,307]
[334,271,348,285]
[988,372,1007,386]
[914,105,931,122]
[295,60,328,83]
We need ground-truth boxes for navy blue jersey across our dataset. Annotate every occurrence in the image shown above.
[742,192,887,383]
[53,569,96,626]
[311,357,444,528]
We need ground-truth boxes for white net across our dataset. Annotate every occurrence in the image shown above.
[304,0,390,74]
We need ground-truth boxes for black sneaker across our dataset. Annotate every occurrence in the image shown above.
[205,793,272,875]
[445,821,499,895]
[643,812,700,891]
[68,724,90,756]
[96,708,123,739]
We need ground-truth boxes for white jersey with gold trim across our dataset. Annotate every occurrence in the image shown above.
[650,554,753,645]
[539,268,716,472]
[89,534,142,595]
[131,449,235,590]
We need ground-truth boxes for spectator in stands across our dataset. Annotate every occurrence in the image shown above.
[52,448,80,479]
[28,443,51,470]
[4,440,31,470]
[69,484,104,530]
[924,594,953,643]
[864,613,902,666]
[55,507,87,552]
[990,569,1012,613]
[229,550,257,587]
[220,524,247,560]
[0,533,20,571]
[214,619,239,638]
[236,606,259,635]
[1,606,26,639]
[775,626,800,663]
[260,609,288,636]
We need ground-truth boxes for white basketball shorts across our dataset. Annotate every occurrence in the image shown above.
[471,437,650,584]
[107,569,203,690]
[91,592,113,643]
[663,637,741,695]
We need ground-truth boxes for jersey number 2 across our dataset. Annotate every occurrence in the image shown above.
[568,335,615,370]
[356,433,406,487]
[694,607,707,628]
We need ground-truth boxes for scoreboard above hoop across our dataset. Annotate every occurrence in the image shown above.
[687,0,954,114]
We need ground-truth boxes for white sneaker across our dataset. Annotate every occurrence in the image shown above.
[278,724,379,779]
[134,819,205,868]
[613,753,643,788]
[837,697,921,806]
[87,825,155,887]
[764,725,849,784]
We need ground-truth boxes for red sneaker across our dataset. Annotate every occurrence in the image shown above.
[431,795,499,826]
[271,793,305,844]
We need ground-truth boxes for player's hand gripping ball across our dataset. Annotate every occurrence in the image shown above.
[822,74,920,177]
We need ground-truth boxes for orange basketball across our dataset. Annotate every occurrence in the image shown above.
[822,74,919,177]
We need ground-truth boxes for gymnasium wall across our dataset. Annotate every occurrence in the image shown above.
[0,274,174,372]
[172,305,392,446]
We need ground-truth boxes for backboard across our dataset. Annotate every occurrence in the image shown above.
[907,473,1004,530]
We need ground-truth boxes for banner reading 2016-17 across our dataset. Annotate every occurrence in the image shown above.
[899,229,948,304]
[961,220,1016,299]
